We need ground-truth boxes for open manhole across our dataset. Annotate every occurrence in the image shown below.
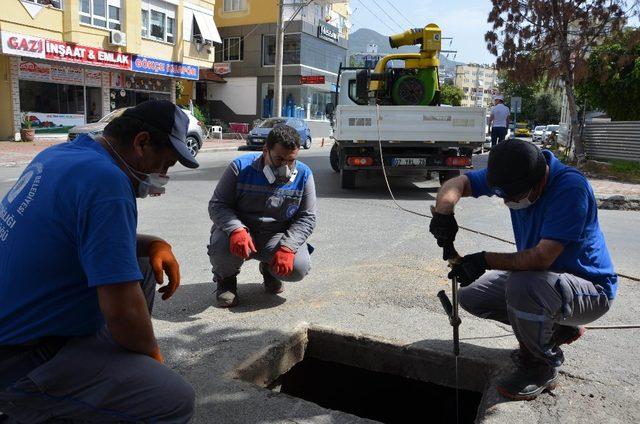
[233,325,496,423]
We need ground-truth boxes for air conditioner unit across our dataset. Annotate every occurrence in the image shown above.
[110,30,127,47]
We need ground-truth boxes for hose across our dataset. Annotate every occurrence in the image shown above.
[374,105,640,330]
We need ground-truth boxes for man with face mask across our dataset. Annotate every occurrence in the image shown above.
[0,100,197,422]
[429,141,616,401]
[208,125,317,307]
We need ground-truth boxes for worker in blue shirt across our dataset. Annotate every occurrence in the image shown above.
[429,141,616,401]
[208,125,317,307]
[0,101,197,422]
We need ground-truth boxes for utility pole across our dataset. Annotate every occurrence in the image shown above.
[274,1,285,118]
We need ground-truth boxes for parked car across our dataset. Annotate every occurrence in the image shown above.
[67,107,206,156]
[514,122,531,137]
[543,124,560,144]
[246,117,312,150]
[532,125,546,142]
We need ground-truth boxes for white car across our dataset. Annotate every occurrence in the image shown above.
[532,125,546,143]
[543,124,560,143]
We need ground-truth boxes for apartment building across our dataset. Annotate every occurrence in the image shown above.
[0,0,222,139]
[454,64,499,108]
[208,0,350,125]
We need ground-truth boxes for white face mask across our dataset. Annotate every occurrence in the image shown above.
[504,189,534,210]
[106,140,170,198]
[264,150,297,184]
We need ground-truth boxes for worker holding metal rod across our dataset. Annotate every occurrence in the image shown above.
[429,141,617,401]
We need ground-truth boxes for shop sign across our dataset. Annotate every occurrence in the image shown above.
[20,59,94,86]
[19,60,50,82]
[84,69,103,87]
[1,31,45,59]
[301,75,325,85]
[213,62,231,75]
[50,64,84,85]
[131,55,199,80]
[23,112,84,132]
[318,22,339,44]
[45,39,130,70]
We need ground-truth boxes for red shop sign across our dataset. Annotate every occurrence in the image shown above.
[44,40,131,70]
[300,75,325,85]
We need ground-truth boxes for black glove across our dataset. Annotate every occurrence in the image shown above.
[448,252,488,287]
[429,211,458,259]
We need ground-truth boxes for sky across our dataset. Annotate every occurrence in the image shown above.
[349,0,496,65]
[348,0,640,66]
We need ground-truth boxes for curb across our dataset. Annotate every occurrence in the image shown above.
[199,145,244,153]
[596,195,640,211]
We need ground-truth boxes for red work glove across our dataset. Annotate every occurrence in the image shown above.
[149,240,180,300]
[229,228,257,259]
[271,246,295,277]
[150,346,164,363]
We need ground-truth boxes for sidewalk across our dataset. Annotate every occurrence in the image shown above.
[0,137,246,167]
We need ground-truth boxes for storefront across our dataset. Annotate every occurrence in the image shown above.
[1,31,199,136]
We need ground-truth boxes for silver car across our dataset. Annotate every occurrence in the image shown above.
[68,107,206,156]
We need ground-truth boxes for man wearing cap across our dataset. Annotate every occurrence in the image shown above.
[489,95,510,147]
[208,125,317,308]
[429,141,616,400]
[0,100,197,422]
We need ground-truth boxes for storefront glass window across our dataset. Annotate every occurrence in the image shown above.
[260,83,332,121]
[262,34,301,66]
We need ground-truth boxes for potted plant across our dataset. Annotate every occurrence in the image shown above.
[20,112,35,142]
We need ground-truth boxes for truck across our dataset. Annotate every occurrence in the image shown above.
[326,24,486,189]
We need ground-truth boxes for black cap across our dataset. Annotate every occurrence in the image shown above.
[122,100,199,169]
[487,141,547,198]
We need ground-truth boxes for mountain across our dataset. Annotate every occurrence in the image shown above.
[347,28,463,75]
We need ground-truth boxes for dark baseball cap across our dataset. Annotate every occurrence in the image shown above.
[487,141,546,198]
[122,100,199,169]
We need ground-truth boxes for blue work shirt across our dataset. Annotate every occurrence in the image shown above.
[0,135,142,345]
[466,150,617,299]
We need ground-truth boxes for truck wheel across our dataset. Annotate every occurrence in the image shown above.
[341,170,356,189]
[330,143,340,173]
[439,170,460,185]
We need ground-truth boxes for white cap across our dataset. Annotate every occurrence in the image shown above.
[494,94,504,101]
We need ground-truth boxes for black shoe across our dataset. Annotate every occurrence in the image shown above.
[259,263,283,294]
[216,275,238,308]
[497,361,559,400]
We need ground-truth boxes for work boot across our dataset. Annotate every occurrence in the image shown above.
[552,325,586,347]
[497,360,559,401]
[510,342,538,368]
[260,263,283,294]
[216,275,238,308]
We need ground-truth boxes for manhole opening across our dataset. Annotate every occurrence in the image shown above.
[234,326,494,424]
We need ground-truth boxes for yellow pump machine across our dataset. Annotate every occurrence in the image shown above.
[356,24,443,106]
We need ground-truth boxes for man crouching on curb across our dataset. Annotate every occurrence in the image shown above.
[208,125,317,307]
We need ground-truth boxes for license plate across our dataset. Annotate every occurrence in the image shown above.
[392,158,427,166]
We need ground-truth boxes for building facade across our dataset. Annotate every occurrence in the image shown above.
[208,0,350,126]
[454,64,499,108]
[0,0,222,139]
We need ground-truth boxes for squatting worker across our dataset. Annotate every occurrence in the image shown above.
[429,141,616,401]
[0,100,197,422]
[489,94,510,147]
[208,125,317,307]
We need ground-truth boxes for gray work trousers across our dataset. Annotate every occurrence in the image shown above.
[0,258,195,423]
[208,228,311,282]
[459,271,612,367]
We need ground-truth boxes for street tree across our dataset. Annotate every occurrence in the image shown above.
[535,92,562,124]
[485,0,631,160]
[578,28,640,121]
[497,70,540,121]
[440,83,464,106]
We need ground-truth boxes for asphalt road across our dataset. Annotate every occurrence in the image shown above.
[2,145,640,422]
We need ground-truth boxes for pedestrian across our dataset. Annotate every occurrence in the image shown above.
[429,141,616,400]
[489,94,510,147]
[208,125,317,308]
[0,100,197,422]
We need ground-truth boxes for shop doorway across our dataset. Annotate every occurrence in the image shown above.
[86,87,102,123]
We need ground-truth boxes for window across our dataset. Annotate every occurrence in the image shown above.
[262,34,301,66]
[223,0,246,12]
[80,0,121,29]
[141,0,176,44]
[22,0,63,8]
[221,37,244,61]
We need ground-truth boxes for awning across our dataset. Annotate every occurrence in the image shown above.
[193,11,222,44]
[200,69,226,83]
